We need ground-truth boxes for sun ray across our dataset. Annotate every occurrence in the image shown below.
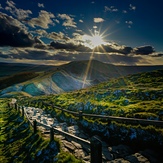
[82,29,108,88]
[82,50,94,88]
[82,29,106,49]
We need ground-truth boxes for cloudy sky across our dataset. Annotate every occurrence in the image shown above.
[0,0,163,65]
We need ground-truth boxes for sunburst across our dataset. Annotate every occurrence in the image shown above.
[82,30,106,49]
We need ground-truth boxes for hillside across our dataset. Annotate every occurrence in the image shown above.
[0,62,57,78]
[26,69,163,120]
[0,60,163,97]
[18,69,163,161]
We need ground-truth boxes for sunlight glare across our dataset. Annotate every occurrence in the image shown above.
[82,32,105,49]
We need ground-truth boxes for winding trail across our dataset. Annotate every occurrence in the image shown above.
[22,105,162,162]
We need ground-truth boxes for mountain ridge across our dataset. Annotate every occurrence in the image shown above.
[0,60,163,97]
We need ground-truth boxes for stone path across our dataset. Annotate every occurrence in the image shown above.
[25,106,92,162]
[24,106,160,163]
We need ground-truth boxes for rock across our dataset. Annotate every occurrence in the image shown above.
[83,155,90,161]
[109,144,133,158]
[71,141,82,149]
[68,125,80,135]
[140,149,158,163]
[125,153,150,163]
[74,149,86,158]
[54,134,65,140]
[102,146,114,161]
[109,158,130,163]
[62,140,76,151]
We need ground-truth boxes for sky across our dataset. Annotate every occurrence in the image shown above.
[0,0,163,65]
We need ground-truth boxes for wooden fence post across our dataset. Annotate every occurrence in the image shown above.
[33,120,37,133]
[41,102,45,109]
[90,136,102,163]
[78,111,83,121]
[14,103,17,110]
[22,106,24,117]
[50,127,54,141]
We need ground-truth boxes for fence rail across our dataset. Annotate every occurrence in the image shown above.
[38,102,163,127]
[9,102,101,163]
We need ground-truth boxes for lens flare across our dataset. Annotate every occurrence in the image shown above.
[82,30,106,49]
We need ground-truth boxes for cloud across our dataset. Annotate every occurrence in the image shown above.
[47,32,70,41]
[122,10,127,14]
[125,21,133,25]
[38,3,44,8]
[149,52,163,57]
[28,10,55,29]
[5,0,32,20]
[79,19,83,23]
[0,12,38,47]
[32,30,70,42]
[94,17,104,23]
[125,20,133,28]
[54,19,60,24]
[0,44,162,65]
[58,14,77,28]
[104,6,118,12]
[94,44,133,55]
[50,41,91,52]
[133,45,155,55]
[129,4,136,11]
[0,4,4,9]
[32,29,48,37]
[0,47,56,60]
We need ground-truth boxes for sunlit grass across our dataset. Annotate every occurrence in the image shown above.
[0,99,83,162]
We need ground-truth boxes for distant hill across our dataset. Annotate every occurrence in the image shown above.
[61,60,163,80]
[0,60,163,97]
[0,62,57,77]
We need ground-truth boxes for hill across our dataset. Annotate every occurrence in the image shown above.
[28,69,163,120]
[18,69,163,161]
[0,60,163,97]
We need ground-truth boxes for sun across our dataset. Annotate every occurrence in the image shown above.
[82,32,105,49]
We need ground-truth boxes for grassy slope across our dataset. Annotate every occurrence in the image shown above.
[30,69,163,120]
[19,70,163,153]
[0,99,83,163]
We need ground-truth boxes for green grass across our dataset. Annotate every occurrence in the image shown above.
[18,70,163,140]
[0,99,83,163]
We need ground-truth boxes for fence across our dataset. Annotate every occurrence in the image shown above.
[9,102,103,163]
[29,101,163,127]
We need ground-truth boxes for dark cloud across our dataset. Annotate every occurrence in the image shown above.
[94,44,132,54]
[0,47,154,65]
[0,53,10,58]
[50,41,91,52]
[0,12,37,47]
[1,48,52,60]
[149,52,163,57]
[47,32,70,41]
[133,45,155,55]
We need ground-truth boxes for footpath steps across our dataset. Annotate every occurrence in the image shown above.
[23,106,161,162]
